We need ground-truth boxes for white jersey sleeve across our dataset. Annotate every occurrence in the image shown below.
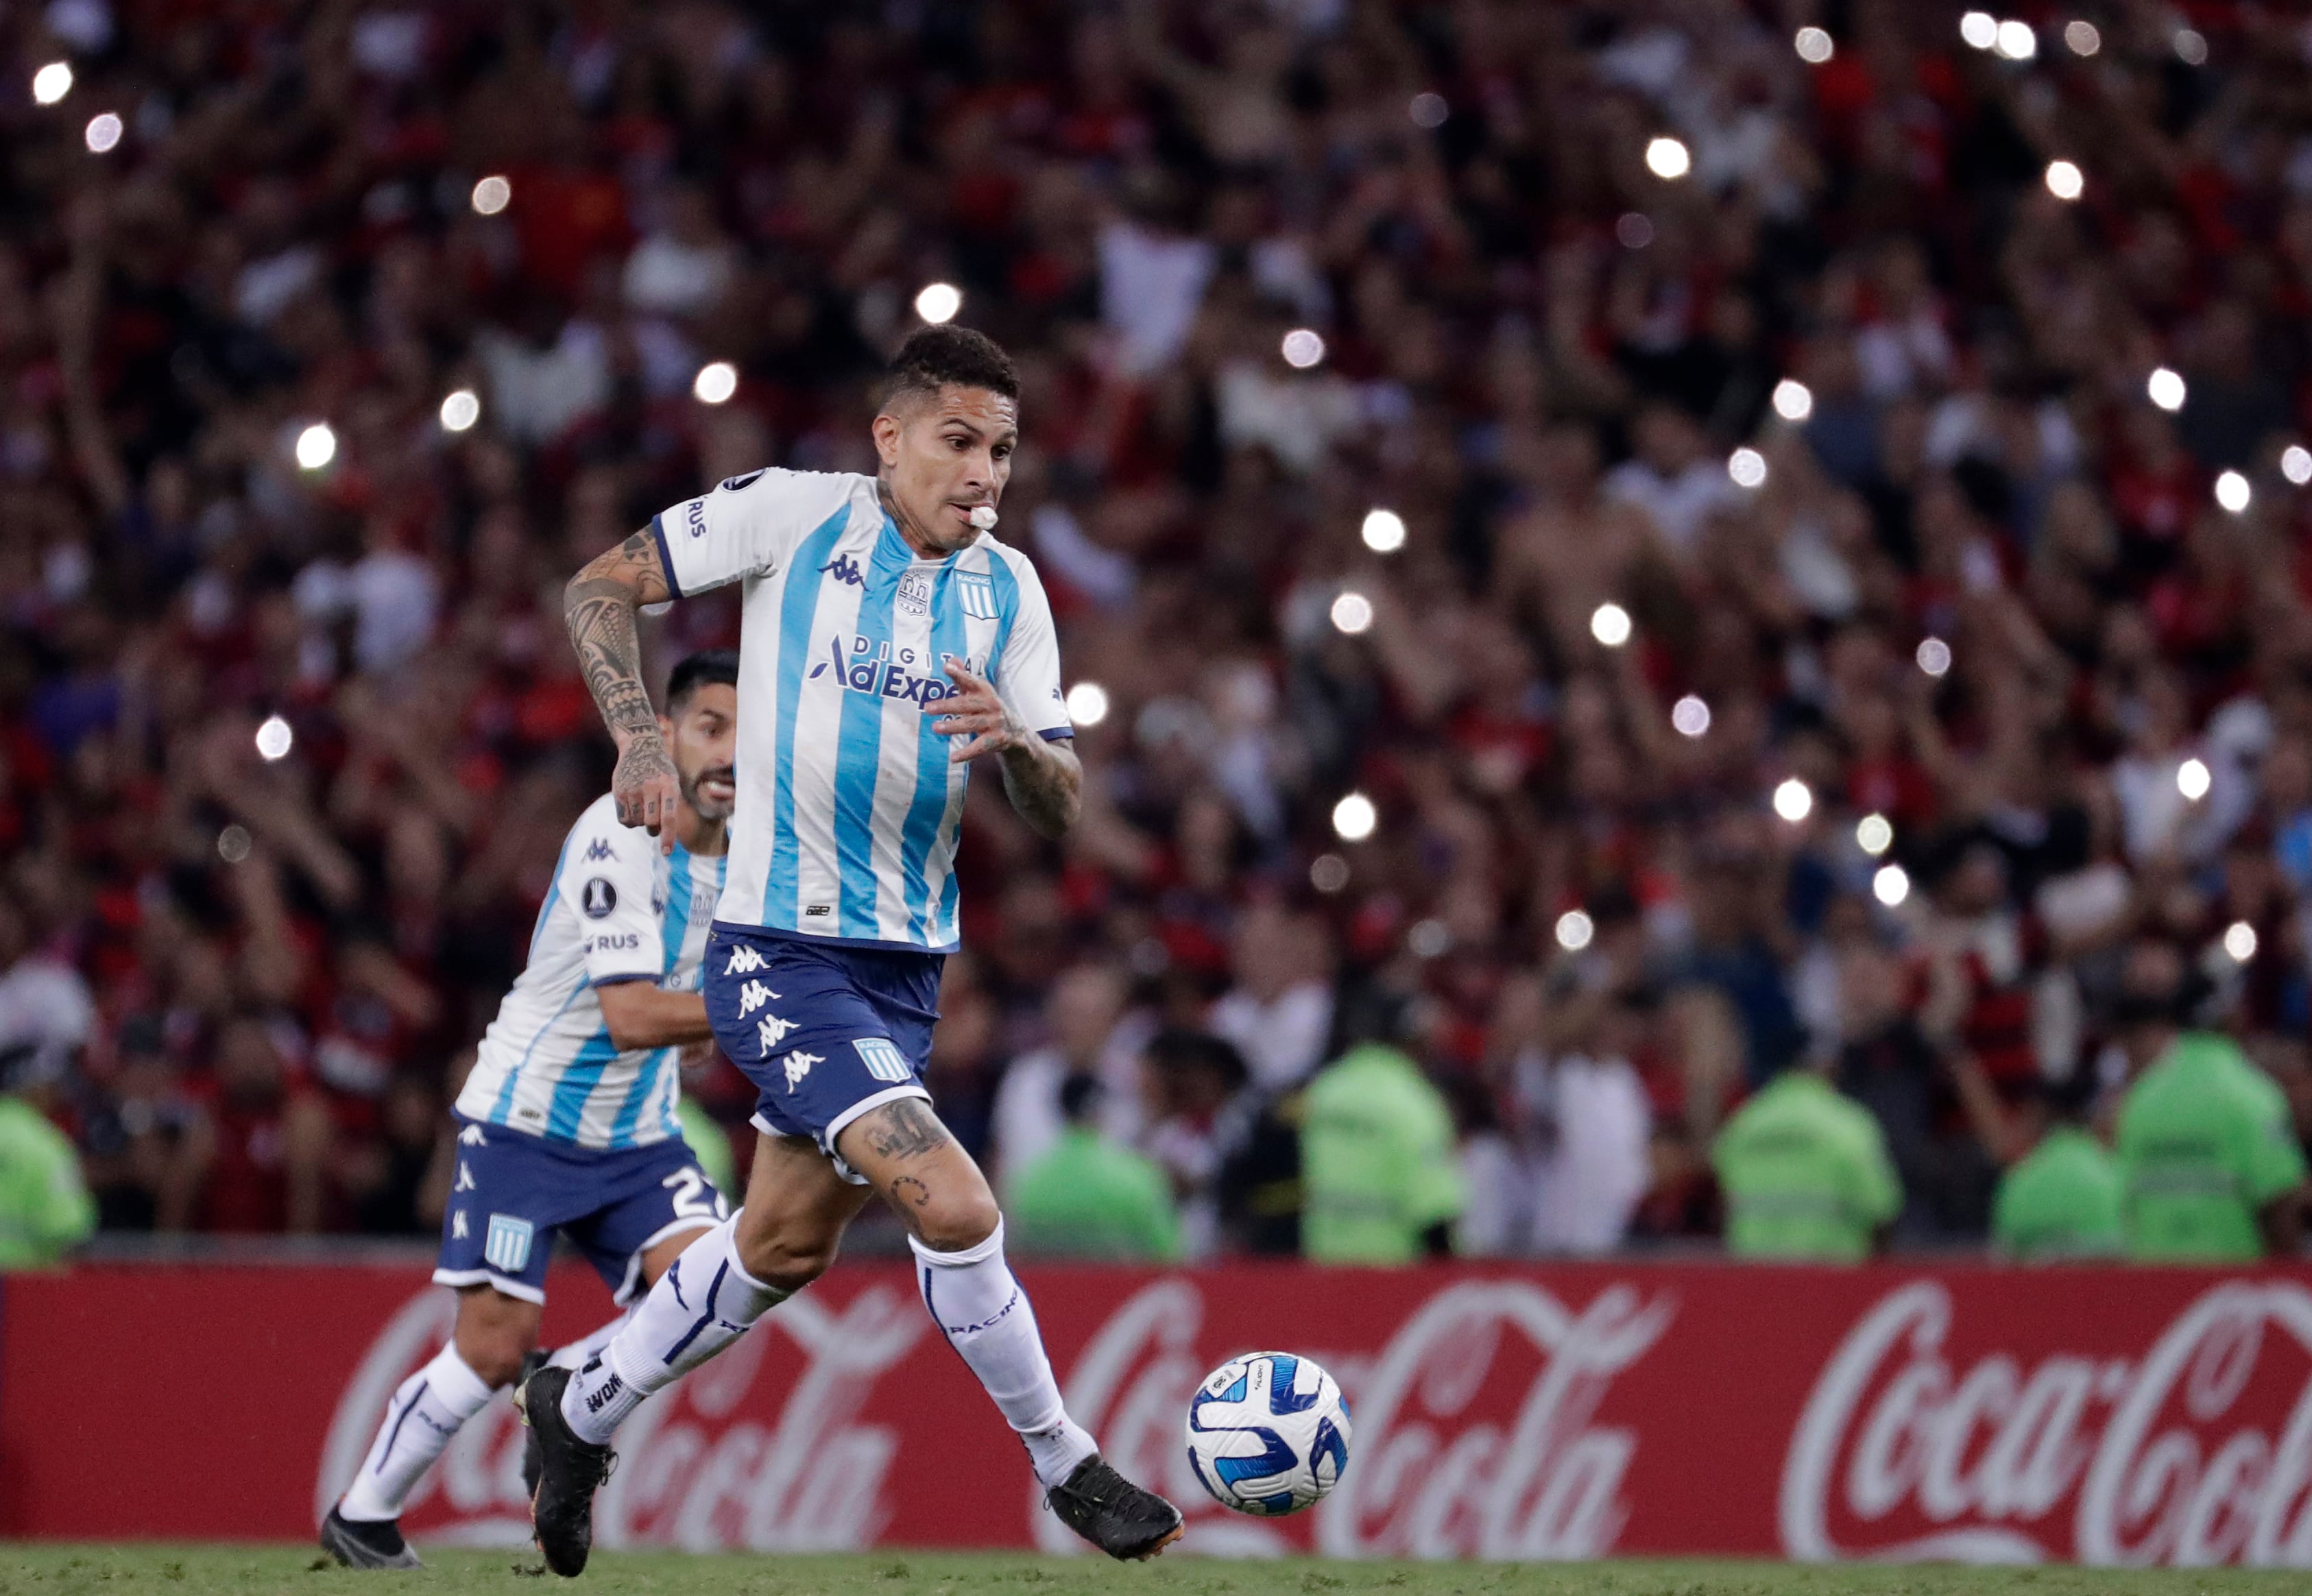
[988,546,1072,740]
[649,468,860,598]
[556,803,663,986]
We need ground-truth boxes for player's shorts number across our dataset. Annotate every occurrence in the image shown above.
[662,1167,726,1222]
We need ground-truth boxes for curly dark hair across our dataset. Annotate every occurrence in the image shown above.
[881,324,1020,409]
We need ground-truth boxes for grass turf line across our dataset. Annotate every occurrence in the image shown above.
[3,1548,2309,1596]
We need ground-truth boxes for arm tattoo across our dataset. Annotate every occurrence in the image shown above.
[861,1099,952,1161]
[999,740,1082,840]
[565,533,672,745]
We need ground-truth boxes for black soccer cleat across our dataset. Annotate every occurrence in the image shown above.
[517,1349,551,1501]
[1045,1455,1184,1561]
[517,1364,618,1577]
[320,1504,422,1570]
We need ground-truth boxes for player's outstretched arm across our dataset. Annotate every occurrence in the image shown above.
[930,662,1081,838]
[595,982,717,1052]
[566,531,681,844]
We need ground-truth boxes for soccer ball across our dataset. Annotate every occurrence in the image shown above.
[1183,1351,1352,1516]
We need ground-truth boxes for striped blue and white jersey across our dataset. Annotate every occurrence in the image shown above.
[647,469,1070,953]
[456,795,727,1150]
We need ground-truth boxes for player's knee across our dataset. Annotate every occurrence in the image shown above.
[910,1186,1002,1255]
[453,1320,534,1389]
[733,1226,840,1292]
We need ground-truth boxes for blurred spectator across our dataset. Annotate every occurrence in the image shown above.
[1712,1060,1901,1263]
[1137,1028,1253,1259]
[1009,1075,1182,1264]
[2119,1030,2307,1263]
[1299,1003,1464,1265]
[991,963,1137,1187]
[0,1047,97,1268]
[1991,1074,2123,1261]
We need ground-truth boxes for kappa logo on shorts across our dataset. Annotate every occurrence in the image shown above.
[458,1124,488,1147]
[738,980,778,1016]
[784,1050,822,1089]
[453,1161,477,1193]
[724,944,767,975]
[451,1210,469,1240]
[484,1213,535,1274]
[757,1013,798,1054]
[853,1037,913,1083]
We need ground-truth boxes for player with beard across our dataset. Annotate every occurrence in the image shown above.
[521,325,1181,1574]
[322,651,741,1569]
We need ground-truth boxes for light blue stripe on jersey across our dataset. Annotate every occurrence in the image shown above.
[527,829,578,960]
[492,978,589,1124]
[766,507,854,930]
[900,563,970,942]
[546,1027,620,1140]
[834,520,910,938]
[603,847,697,1148]
[607,1046,674,1148]
[982,550,1022,685]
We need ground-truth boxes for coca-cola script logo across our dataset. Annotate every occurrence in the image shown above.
[1781,1279,2312,1567]
[1044,1278,1674,1560]
[316,1283,924,1551]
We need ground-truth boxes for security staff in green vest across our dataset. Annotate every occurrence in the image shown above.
[1009,1075,1183,1262]
[1300,993,1464,1264]
[2119,1031,2307,1261]
[1712,1059,1902,1261]
[0,1045,97,1270]
[1992,1070,2123,1260]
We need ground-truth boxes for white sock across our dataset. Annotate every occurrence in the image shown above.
[560,1216,788,1444]
[911,1222,1098,1489]
[339,1343,497,1522]
[548,1309,631,1372]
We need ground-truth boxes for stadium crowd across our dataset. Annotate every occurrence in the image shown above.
[3,0,2311,1262]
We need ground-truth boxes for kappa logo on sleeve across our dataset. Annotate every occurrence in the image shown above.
[583,837,616,862]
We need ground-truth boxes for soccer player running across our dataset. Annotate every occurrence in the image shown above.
[322,653,741,1570]
[520,326,1183,1573]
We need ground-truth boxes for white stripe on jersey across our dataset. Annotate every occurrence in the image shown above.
[455,794,727,1150]
[651,470,1070,952]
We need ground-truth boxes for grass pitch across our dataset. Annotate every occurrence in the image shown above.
[2,1547,2308,1596]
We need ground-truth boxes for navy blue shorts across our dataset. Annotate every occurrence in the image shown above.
[704,924,943,1182]
[433,1116,728,1305]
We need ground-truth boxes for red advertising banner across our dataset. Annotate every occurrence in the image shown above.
[5,1259,2312,1566]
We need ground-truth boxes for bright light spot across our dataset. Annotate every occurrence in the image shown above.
[1408,92,1448,129]
[438,389,480,433]
[1591,602,1633,648]
[1615,212,1655,250]
[1408,919,1452,959]
[1644,136,1691,180]
[1281,328,1326,368]
[914,282,961,324]
[1361,508,1407,553]
[1310,854,1350,893]
[2064,19,2101,56]
[1672,694,1711,738]
[1556,909,1595,952]
[2173,28,2208,66]
[32,62,72,105]
[1857,813,1894,856]
[255,715,294,762]
[2178,757,2211,801]
[84,112,121,153]
[2215,470,2252,513]
[1873,864,1912,907]
[217,824,252,864]
[1332,792,1377,843]
[2284,446,2312,486]
[1917,636,1953,677]
[1330,590,1375,635]
[2224,921,2259,963]
[1728,446,1768,489]
[693,361,738,404]
[1773,778,1814,823]
[294,422,337,470]
[1065,681,1110,727]
[1772,379,1814,422]
[1960,12,1998,49]
[1794,27,1835,64]
[1994,19,2037,60]
[2045,160,2083,201]
[471,176,511,215]
[2147,366,2187,412]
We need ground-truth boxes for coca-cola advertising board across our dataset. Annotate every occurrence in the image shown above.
[5,1259,2312,1565]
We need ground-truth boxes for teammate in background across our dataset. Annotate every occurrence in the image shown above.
[524,326,1181,1575]
[1712,1058,1902,1262]
[322,653,740,1570]
[1991,1072,2123,1260]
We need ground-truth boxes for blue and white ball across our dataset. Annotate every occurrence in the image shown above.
[1183,1351,1351,1516]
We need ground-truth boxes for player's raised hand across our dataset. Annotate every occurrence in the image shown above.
[929,660,1026,763]
[614,734,682,850]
